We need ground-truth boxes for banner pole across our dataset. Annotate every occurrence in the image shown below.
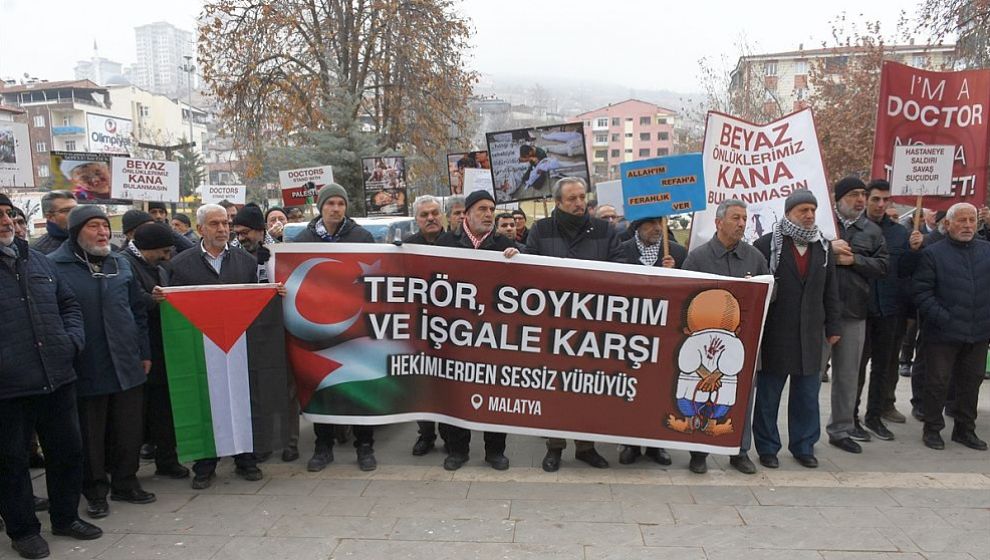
[541,195,549,218]
[913,194,923,231]
[662,217,670,258]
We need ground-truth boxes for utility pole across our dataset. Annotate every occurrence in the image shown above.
[179,55,198,213]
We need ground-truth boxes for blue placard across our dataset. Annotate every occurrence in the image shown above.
[619,153,706,220]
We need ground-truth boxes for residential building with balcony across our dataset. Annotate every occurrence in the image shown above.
[575,99,677,183]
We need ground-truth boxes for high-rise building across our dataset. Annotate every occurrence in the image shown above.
[74,43,125,86]
[133,21,196,96]
[575,99,677,183]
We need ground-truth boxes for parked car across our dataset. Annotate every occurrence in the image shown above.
[281,217,418,243]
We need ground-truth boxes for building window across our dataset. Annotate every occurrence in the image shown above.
[35,142,47,153]
[595,117,608,128]
[33,115,45,128]
[658,117,668,125]
[38,164,50,178]
[763,61,778,76]
[639,116,651,125]
[913,54,927,67]
[658,148,669,156]
[594,149,608,159]
[639,132,650,141]
[611,133,619,141]
[611,117,620,126]
[658,132,669,140]
[638,148,650,157]
[65,140,76,151]
[625,133,632,138]
[611,149,619,157]
[140,106,150,117]
[624,149,633,154]
[625,117,633,121]
[794,60,809,75]
[594,133,608,143]
[61,117,70,126]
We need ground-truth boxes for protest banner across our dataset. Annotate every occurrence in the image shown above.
[274,244,774,454]
[86,114,133,154]
[110,157,180,202]
[201,184,247,205]
[486,123,589,204]
[690,109,836,249]
[160,284,288,462]
[447,151,491,195]
[620,153,706,222]
[362,156,408,216]
[462,167,495,198]
[872,61,990,210]
[278,165,333,206]
[0,122,33,187]
[594,180,624,216]
[890,145,955,197]
[50,151,129,204]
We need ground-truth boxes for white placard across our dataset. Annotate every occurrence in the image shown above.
[890,145,955,197]
[0,122,33,187]
[111,157,180,202]
[595,180,625,216]
[462,168,495,197]
[201,184,246,205]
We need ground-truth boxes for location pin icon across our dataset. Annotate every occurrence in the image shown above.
[471,394,484,410]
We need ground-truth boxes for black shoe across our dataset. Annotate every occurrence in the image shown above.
[923,431,945,450]
[759,455,779,469]
[644,447,672,466]
[85,498,109,519]
[618,446,641,465]
[911,405,924,422]
[356,445,377,472]
[829,437,862,454]
[155,463,190,479]
[139,443,156,461]
[32,496,49,512]
[191,473,215,490]
[307,447,333,472]
[484,451,509,471]
[110,488,156,504]
[541,449,562,472]
[11,534,49,559]
[28,452,45,470]
[254,451,273,463]
[688,452,708,474]
[443,452,469,471]
[412,437,435,456]
[864,418,895,441]
[575,449,609,469]
[882,408,907,424]
[951,430,989,451]
[281,448,300,462]
[898,363,912,377]
[794,455,819,468]
[235,466,263,481]
[51,519,102,540]
[944,407,956,419]
[729,453,757,474]
[849,421,872,442]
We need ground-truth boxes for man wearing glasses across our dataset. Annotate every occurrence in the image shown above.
[48,206,155,520]
[31,191,76,255]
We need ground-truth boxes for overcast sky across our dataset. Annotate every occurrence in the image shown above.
[1,0,916,93]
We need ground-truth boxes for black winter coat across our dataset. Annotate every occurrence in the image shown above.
[163,243,259,287]
[755,235,842,376]
[868,215,920,317]
[913,237,990,345]
[835,215,888,320]
[618,238,687,268]
[524,213,623,262]
[31,222,69,255]
[0,238,84,400]
[292,216,375,244]
[120,249,169,384]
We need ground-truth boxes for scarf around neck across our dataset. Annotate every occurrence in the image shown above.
[635,231,661,266]
[769,218,828,274]
[553,208,589,240]
[462,221,492,249]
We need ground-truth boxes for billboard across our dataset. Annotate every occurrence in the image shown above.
[0,122,33,187]
[50,151,129,204]
[86,113,133,154]
[362,156,408,217]
[446,151,491,195]
[485,122,589,203]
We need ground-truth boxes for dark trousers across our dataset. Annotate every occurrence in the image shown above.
[314,423,374,450]
[922,341,988,434]
[899,317,919,365]
[910,333,957,414]
[145,382,179,468]
[856,314,900,421]
[439,424,505,455]
[0,383,83,540]
[192,453,257,477]
[78,384,144,501]
[416,421,436,441]
[753,371,822,458]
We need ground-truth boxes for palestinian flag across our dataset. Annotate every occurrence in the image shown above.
[160,284,288,463]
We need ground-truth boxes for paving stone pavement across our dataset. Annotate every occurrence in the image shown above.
[12,377,990,559]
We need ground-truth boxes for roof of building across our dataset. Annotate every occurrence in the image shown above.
[575,98,677,118]
[0,79,108,94]
[736,43,956,62]
[0,104,25,114]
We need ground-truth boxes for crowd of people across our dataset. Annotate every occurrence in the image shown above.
[1,175,988,558]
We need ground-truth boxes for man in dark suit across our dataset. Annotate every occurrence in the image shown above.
[752,190,842,469]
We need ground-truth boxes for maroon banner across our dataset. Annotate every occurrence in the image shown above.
[872,61,990,210]
[273,244,773,454]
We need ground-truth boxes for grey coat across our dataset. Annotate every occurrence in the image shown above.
[683,235,769,278]
[835,214,888,320]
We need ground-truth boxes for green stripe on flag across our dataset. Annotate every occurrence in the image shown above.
[161,301,218,462]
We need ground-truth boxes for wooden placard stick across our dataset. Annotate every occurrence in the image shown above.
[913,194,923,231]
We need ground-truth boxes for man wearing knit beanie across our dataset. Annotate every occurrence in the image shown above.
[826,177,888,454]
[232,203,274,283]
[122,209,193,253]
[288,184,378,471]
[49,206,157,520]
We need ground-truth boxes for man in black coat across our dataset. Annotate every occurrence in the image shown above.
[30,191,76,255]
[752,190,842,469]
[158,204,265,489]
[289,184,379,473]
[825,177,887,455]
[0,194,102,558]
[120,223,189,480]
[523,176,620,472]
[618,217,687,268]
[433,191,517,471]
[913,202,990,451]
